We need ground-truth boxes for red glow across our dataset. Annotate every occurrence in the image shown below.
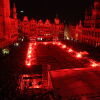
[68,48,73,53]
[44,42,48,45]
[80,51,89,55]
[91,62,98,67]
[29,43,33,47]
[76,53,82,58]
[27,54,31,58]
[25,42,37,67]
[29,44,33,46]
[34,43,37,46]
[29,47,32,50]
[28,50,32,54]
[25,43,33,67]
[57,42,62,45]
[52,42,56,45]
[25,60,31,67]
[88,59,100,67]
[26,63,31,66]
[62,45,67,49]
[35,85,40,88]
[18,74,44,92]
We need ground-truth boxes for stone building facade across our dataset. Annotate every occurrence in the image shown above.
[68,0,100,47]
[0,0,18,48]
[19,17,64,41]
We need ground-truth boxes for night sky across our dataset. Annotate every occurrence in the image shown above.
[11,0,94,24]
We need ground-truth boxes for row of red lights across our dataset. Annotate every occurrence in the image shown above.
[56,42,83,59]
[25,42,37,67]
[56,42,100,68]
[42,41,100,68]
[42,41,86,59]
[25,41,100,68]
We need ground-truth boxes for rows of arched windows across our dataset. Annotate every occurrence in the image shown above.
[19,16,64,40]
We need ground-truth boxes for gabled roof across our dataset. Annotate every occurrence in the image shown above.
[23,16,29,21]
[38,19,43,25]
[45,19,51,25]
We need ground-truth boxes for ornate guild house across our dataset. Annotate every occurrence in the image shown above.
[68,0,100,47]
[0,0,64,48]
[19,17,64,41]
[0,0,18,48]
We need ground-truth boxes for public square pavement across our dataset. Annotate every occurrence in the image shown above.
[0,41,100,100]
[27,42,93,70]
[49,67,100,100]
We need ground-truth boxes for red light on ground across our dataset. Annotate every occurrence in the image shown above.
[28,50,32,54]
[68,48,73,53]
[57,42,61,45]
[29,47,32,50]
[29,43,33,46]
[62,45,66,49]
[89,59,100,67]
[92,63,97,67]
[91,62,98,67]
[35,85,40,88]
[29,45,32,47]
[26,63,31,66]
[44,42,48,45]
[80,51,89,55]
[76,53,82,58]
[52,42,56,45]
[29,43,33,47]
[27,54,31,58]
[34,43,37,46]
[25,61,31,67]
[25,61,31,66]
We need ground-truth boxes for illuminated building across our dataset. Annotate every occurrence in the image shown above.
[19,17,64,41]
[0,0,18,48]
[21,16,30,36]
[68,0,100,47]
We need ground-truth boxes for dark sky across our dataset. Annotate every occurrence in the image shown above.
[11,0,94,24]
